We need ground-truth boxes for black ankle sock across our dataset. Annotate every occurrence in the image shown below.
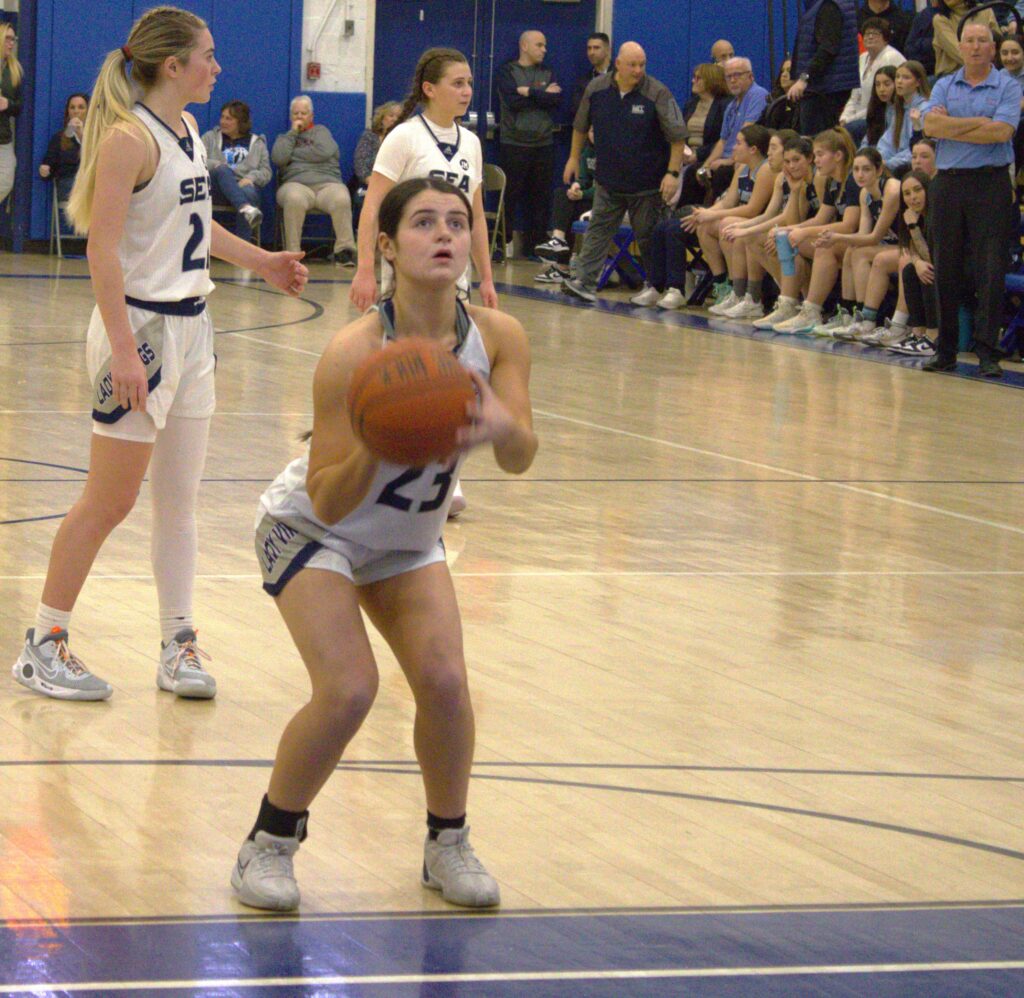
[249,793,309,842]
[427,811,466,841]
[712,272,727,284]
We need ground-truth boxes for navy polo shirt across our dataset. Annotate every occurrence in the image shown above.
[574,73,687,194]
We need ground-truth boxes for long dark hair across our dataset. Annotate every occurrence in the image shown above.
[395,48,470,127]
[60,92,89,151]
[897,169,931,251]
[865,65,897,146]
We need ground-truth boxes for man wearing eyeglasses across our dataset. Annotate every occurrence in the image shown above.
[787,0,861,137]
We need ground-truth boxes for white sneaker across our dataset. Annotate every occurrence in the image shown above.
[889,334,936,357]
[833,310,865,341]
[772,302,821,334]
[864,318,909,347]
[12,628,113,701]
[448,480,466,519]
[422,827,500,907]
[239,204,262,229]
[753,298,799,329]
[722,294,764,319]
[157,628,216,699]
[708,289,740,315]
[849,317,879,342]
[813,306,853,338]
[656,287,686,310]
[629,284,661,307]
[231,831,301,911]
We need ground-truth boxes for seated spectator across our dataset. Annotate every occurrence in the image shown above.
[534,127,595,275]
[841,18,905,145]
[686,57,769,203]
[772,126,862,334]
[859,0,914,53]
[905,0,939,75]
[272,96,356,265]
[864,66,897,146]
[999,35,1024,85]
[933,0,1000,77]
[910,135,938,176]
[683,63,730,163]
[352,101,401,191]
[201,100,270,240]
[681,124,776,311]
[764,59,797,130]
[711,39,735,65]
[707,128,801,319]
[39,92,87,207]
[878,61,931,171]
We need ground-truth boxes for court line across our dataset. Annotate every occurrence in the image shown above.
[532,408,1024,537]
[3,960,1023,993]
[1,570,1022,580]
[3,758,1020,783]
[1,760,1019,863]
[3,898,1022,931]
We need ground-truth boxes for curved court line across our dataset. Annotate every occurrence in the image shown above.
[1,758,1021,863]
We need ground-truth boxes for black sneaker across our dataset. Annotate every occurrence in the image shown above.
[536,237,571,264]
[922,356,957,373]
[334,248,357,267]
[977,358,1003,378]
[534,264,568,284]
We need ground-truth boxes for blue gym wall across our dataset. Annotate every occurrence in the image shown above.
[23,0,914,246]
[28,0,364,242]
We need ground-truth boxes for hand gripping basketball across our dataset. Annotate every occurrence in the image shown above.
[347,338,476,466]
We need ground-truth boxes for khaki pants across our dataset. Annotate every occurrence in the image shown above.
[0,143,16,207]
[277,181,354,254]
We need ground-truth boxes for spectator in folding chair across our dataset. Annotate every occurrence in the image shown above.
[39,92,88,222]
[561,41,688,304]
[202,100,271,240]
[534,128,595,282]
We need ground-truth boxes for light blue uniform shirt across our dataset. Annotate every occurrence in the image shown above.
[921,66,1021,169]
[721,83,769,157]
[877,93,928,171]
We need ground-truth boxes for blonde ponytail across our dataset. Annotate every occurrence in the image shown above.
[67,6,206,235]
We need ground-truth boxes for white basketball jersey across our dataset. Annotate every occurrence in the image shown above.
[259,300,491,552]
[120,104,214,303]
[373,115,483,295]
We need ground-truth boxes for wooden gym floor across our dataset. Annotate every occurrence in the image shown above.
[0,252,1022,995]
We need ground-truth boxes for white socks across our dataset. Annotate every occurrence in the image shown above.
[33,603,72,643]
[149,415,210,646]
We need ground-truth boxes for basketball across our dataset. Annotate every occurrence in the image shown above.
[347,337,476,466]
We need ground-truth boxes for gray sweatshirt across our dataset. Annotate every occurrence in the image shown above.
[271,124,343,186]
[201,129,272,187]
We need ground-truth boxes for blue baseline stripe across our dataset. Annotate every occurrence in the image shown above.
[3,906,1023,990]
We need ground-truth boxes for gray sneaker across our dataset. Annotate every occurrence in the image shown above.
[422,827,500,907]
[12,628,113,701]
[561,278,598,304]
[157,628,217,699]
[231,831,301,911]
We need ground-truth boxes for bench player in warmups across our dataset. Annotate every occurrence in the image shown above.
[233,177,536,911]
[12,6,308,702]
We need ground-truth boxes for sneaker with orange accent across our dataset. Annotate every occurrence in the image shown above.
[157,628,216,699]
[12,627,113,701]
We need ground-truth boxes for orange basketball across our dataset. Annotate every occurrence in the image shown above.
[347,337,476,466]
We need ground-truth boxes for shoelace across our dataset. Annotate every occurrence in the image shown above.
[53,638,88,677]
[170,638,212,677]
[438,839,487,876]
[251,844,295,878]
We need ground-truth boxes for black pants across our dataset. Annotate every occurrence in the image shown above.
[500,143,554,256]
[902,262,937,330]
[797,90,850,137]
[930,168,1013,363]
[551,187,590,235]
